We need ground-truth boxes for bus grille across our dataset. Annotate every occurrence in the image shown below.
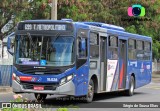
[19,69,61,74]
[21,82,58,90]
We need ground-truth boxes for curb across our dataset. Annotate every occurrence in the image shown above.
[0,86,12,93]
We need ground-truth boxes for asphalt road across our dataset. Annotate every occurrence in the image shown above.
[0,74,160,111]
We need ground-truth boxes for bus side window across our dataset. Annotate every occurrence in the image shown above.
[136,40,144,60]
[144,41,151,60]
[108,36,118,60]
[78,37,87,58]
[90,32,99,58]
[128,39,136,60]
[108,48,118,59]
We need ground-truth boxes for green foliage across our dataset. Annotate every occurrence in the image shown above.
[56,108,69,111]
[58,0,160,59]
[0,0,51,39]
[0,0,160,59]
[126,25,137,34]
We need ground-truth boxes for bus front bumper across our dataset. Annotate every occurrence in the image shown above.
[12,80,75,95]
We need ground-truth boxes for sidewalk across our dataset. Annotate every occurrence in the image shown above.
[152,73,160,83]
[0,86,12,93]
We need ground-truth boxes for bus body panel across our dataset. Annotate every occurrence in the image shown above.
[74,23,90,96]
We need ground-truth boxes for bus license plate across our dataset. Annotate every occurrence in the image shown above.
[34,86,44,90]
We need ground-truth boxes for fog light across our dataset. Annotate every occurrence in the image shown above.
[16,76,20,83]
[60,78,66,86]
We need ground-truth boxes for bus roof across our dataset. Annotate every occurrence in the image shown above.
[80,22,125,31]
[106,29,152,41]
[20,19,73,23]
[76,22,151,41]
[19,20,152,41]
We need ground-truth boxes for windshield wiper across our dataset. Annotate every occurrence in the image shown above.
[27,32,36,48]
[26,32,40,60]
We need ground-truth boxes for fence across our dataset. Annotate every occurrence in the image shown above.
[152,62,160,73]
[0,65,12,86]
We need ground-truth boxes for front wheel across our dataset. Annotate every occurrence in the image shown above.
[126,76,135,96]
[84,79,94,103]
[34,93,47,102]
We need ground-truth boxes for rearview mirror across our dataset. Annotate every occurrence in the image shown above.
[7,32,15,55]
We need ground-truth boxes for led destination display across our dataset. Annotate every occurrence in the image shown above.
[24,24,66,31]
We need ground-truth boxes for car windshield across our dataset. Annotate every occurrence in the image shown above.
[15,35,75,66]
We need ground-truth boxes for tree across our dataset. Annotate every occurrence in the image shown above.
[57,0,160,59]
[1,0,160,59]
[0,0,51,40]
[0,0,27,39]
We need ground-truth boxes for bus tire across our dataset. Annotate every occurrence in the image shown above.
[126,76,135,96]
[34,93,47,102]
[84,79,94,103]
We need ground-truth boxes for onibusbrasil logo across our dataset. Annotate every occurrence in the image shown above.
[128,4,145,17]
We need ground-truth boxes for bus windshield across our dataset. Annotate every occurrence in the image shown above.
[15,35,75,66]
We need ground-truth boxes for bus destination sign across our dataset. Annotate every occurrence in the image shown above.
[24,24,66,31]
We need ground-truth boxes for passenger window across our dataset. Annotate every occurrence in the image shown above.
[109,36,118,47]
[128,39,136,60]
[144,41,151,60]
[77,37,87,58]
[136,40,144,60]
[137,40,143,50]
[129,39,136,49]
[90,33,99,58]
[144,41,151,51]
[76,29,89,69]
[108,36,118,60]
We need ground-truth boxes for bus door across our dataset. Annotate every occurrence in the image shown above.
[107,36,119,92]
[118,39,127,89]
[100,36,107,91]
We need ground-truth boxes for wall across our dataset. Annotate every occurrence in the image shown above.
[0,39,13,86]
[0,65,12,86]
[152,62,160,73]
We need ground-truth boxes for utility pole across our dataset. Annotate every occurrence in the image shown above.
[51,0,57,20]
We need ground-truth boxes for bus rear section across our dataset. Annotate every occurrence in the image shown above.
[84,22,152,98]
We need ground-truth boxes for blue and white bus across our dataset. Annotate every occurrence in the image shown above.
[7,19,152,102]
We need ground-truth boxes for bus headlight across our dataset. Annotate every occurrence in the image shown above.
[67,75,73,81]
[16,76,20,83]
[12,73,16,80]
[12,73,21,83]
[60,74,74,86]
[60,78,67,86]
